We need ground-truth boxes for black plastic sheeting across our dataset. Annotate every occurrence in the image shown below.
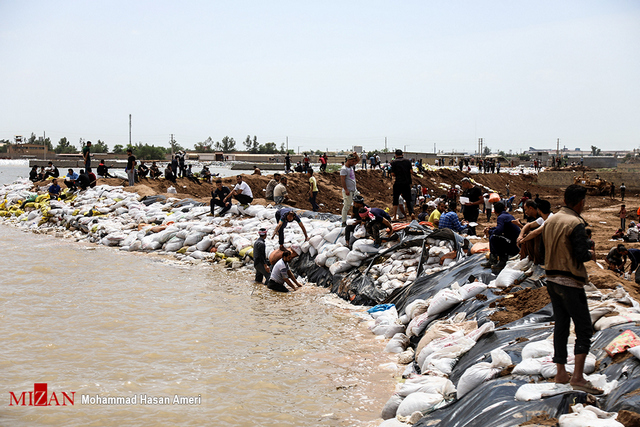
[140,195,167,206]
[286,217,640,424]
[414,378,590,427]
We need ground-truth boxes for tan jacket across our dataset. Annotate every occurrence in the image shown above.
[543,206,591,285]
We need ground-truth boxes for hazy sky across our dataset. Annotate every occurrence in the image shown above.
[1,1,639,154]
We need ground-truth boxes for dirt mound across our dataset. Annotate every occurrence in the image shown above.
[489,287,551,326]
[618,410,640,427]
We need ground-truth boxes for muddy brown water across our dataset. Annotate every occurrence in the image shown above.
[0,225,395,426]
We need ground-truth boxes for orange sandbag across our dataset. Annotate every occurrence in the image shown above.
[488,193,500,203]
[470,242,490,254]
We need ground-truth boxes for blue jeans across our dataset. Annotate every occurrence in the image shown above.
[127,169,135,187]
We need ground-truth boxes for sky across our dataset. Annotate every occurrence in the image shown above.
[1,0,639,155]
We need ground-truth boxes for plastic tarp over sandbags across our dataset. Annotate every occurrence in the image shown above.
[456,349,512,399]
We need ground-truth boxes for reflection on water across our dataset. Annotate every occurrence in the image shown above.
[0,226,394,426]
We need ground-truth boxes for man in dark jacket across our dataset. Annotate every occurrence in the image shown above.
[543,184,601,395]
[482,202,520,273]
[460,177,483,235]
[210,179,231,216]
[253,228,270,284]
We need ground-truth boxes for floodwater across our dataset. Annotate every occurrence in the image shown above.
[0,161,395,427]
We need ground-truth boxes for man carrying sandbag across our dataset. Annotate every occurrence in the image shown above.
[266,250,302,293]
[542,184,602,395]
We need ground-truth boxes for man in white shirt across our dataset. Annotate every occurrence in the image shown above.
[517,199,553,264]
[224,175,254,206]
[266,250,302,293]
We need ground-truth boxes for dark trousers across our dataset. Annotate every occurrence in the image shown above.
[234,194,253,205]
[463,206,479,235]
[621,218,626,230]
[274,210,286,245]
[546,281,593,364]
[489,234,519,260]
[309,191,319,212]
[392,182,413,215]
[365,221,386,245]
[210,198,230,215]
[267,279,289,293]
[254,264,270,283]
[64,180,76,191]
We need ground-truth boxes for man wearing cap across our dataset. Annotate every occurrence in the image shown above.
[390,149,414,221]
[340,153,359,227]
[253,229,270,284]
[273,208,309,251]
[460,177,483,235]
[359,207,393,247]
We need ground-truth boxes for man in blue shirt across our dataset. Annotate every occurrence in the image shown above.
[439,210,468,233]
[359,207,393,247]
[64,169,79,191]
[48,179,61,199]
[483,201,521,273]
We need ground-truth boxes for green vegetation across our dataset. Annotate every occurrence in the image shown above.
[54,137,78,154]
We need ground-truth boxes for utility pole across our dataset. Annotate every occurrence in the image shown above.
[129,114,132,147]
[556,138,559,158]
[171,134,175,155]
[43,131,46,160]
[286,136,288,153]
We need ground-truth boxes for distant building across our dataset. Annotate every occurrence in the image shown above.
[8,143,49,159]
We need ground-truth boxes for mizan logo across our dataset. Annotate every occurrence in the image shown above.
[9,383,75,406]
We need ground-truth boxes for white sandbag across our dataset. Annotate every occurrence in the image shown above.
[595,314,640,330]
[167,186,177,193]
[417,334,475,369]
[630,345,640,360]
[128,240,142,252]
[370,305,398,320]
[315,252,328,267]
[512,358,543,376]
[183,231,206,246]
[309,235,324,249]
[381,394,404,420]
[396,392,443,417]
[495,268,523,288]
[323,227,343,243]
[328,261,351,275]
[379,418,410,427]
[164,237,185,252]
[324,256,337,267]
[372,323,404,337]
[332,246,351,260]
[300,241,310,253]
[426,289,463,317]
[309,245,317,257]
[405,299,429,320]
[558,404,624,427]
[398,376,456,398]
[196,237,213,252]
[406,311,436,338]
[515,383,572,401]
[521,340,554,360]
[385,333,410,354]
[456,349,512,399]
[352,239,379,253]
[459,282,488,300]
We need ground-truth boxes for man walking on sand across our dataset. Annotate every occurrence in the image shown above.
[543,184,602,395]
[390,149,414,221]
[340,153,359,227]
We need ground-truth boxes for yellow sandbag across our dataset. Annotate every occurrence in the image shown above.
[72,209,80,216]
[35,194,48,203]
[177,247,187,254]
[24,202,36,209]
[239,246,253,258]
